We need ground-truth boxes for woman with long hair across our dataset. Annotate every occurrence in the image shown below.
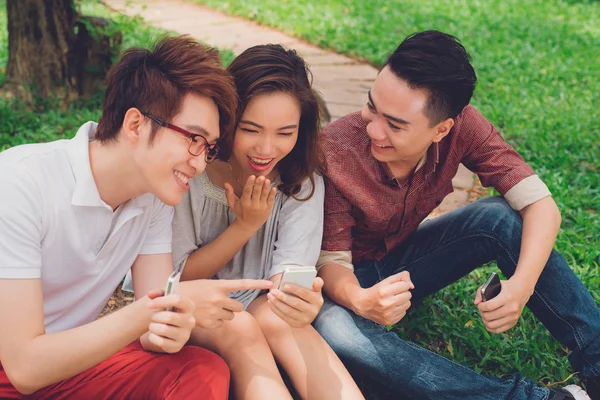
[173,44,363,399]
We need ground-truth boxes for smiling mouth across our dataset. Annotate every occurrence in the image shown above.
[174,170,190,185]
[373,142,393,149]
[248,156,274,165]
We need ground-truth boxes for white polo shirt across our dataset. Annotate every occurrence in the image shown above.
[0,122,173,333]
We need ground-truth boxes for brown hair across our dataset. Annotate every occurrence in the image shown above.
[222,44,322,199]
[96,35,237,144]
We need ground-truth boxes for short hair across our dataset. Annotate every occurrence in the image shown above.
[383,30,477,125]
[222,44,322,199]
[96,35,237,143]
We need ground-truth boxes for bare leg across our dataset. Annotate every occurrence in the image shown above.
[248,294,364,400]
[189,311,292,400]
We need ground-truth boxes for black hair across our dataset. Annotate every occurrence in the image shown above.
[383,30,477,125]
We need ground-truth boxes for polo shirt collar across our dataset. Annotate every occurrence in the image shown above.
[67,122,106,207]
[66,122,157,212]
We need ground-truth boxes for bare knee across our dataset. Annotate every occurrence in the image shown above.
[252,303,294,340]
[213,311,267,354]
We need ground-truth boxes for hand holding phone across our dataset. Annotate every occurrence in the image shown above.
[278,266,317,293]
[480,272,501,302]
[267,266,323,328]
[145,270,195,353]
[164,270,182,311]
[477,275,531,334]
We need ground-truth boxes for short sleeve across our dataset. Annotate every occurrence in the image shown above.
[139,199,174,255]
[171,189,202,271]
[269,174,324,277]
[0,167,44,278]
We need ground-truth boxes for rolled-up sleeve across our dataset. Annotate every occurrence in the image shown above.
[317,250,354,271]
[503,175,551,210]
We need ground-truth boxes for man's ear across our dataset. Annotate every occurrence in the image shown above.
[121,108,146,144]
[432,117,454,143]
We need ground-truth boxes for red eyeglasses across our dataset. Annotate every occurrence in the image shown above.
[142,112,219,163]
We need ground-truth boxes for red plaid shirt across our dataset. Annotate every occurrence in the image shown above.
[321,105,535,263]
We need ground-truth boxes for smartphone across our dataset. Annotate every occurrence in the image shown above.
[278,266,317,293]
[164,270,182,311]
[480,272,501,301]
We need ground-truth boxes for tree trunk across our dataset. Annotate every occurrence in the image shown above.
[6,0,76,101]
[5,1,122,104]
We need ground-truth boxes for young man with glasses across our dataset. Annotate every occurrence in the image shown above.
[314,30,598,400]
[0,35,273,399]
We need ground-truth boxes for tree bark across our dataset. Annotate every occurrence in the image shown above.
[6,0,76,101]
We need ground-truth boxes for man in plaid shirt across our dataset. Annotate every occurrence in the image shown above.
[313,30,599,400]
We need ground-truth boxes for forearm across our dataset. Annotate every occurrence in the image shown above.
[513,196,562,290]
[182,220,256,280]
[318,264,363,312]
[12,298,153,394]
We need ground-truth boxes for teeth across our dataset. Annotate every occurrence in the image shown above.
[174,170,189,184]
[249,157,273,165]
[375,143,391,148]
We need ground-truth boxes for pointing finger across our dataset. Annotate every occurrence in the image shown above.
[220,278,274,293]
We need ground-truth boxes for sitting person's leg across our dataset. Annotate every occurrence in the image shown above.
[384,197,600,381]
[248,293,364,400]
[0,341,229,400]
[189,311,292,400]
[315,298,551,399]
[315,197,599,399]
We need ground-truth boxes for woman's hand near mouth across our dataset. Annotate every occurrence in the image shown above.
[225,175,277,234]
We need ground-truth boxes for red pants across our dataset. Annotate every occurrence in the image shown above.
[0,341,229,399]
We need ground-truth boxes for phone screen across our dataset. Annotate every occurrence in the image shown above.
[481,272,501,301]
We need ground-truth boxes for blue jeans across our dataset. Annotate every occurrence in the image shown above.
[314,197,600,399]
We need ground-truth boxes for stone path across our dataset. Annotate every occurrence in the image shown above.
[104,0,475,213]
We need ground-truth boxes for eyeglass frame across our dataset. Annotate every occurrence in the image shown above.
[141,111,219,163]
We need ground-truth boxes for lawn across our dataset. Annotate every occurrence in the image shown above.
[188,0,600,388]
[1,0,598,392]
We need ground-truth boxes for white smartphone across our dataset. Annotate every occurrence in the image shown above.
[164,270,181,311]
[278,266,317,293]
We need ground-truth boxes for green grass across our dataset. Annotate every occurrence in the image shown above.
[2,0,599,392]
[0,0,234,151]
[190,0,600,388]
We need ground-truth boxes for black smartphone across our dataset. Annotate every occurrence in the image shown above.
[480,272,501,301]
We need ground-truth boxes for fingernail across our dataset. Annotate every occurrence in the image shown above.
[267,292,274,301]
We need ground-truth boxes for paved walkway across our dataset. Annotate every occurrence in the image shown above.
[104,0,475,214]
